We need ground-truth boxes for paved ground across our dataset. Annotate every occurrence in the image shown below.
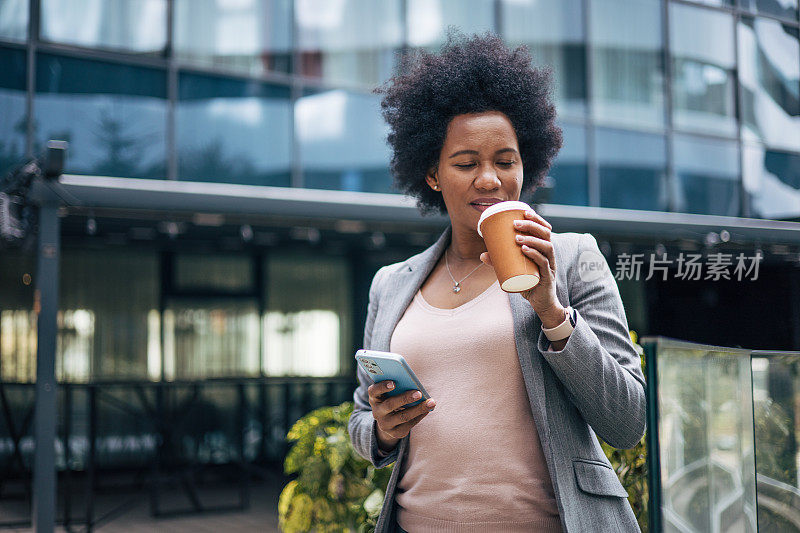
[0,468,286,532]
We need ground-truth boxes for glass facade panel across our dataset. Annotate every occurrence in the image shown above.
[690,0,735,6]
[739,0,799,22]
[296,0,402,86]
[590,0,664,129]
[40,0,167,54]
[670,3,737,137]
[548,122,589,206]
[0,0,27,41]
[751,353,800,532]
[163,299,261,380]
[0,47,27,177]
[174,0,291,74]
[596,127,668,210]
[673,134,740,216]
[34,54,167,179]
[501,0,586,119]
[174,253,254,292]
[738,17,800,153]
[177,72,291,186]
[59,249,159,382]
[406,0,495,50]
[0,251,36,383]
[743,143,800,219]
[264,252,351,376]
[297,90,392,192]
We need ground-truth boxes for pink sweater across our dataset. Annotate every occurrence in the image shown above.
[388,280,562,532]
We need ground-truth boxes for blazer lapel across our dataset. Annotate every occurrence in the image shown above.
[370,225,452,353]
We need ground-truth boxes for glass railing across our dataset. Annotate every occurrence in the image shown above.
[751,350,800,532]
[643,337,800,533]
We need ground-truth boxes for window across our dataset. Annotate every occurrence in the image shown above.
[501,0,586,119]
[297,90,393,192]
[174,0,291,74]
[40,0,167,55]
[686,0,734,5]
[264,253,352,376]
[34,54,167,179]
[0,0,27,41]
[296,0,402,86]
[0,47,26,177]
[673,134,740,216]
[738,17,800,153]
[743,144,800,220]
[590,0,664,129]
[739,0,798,22]
[548,123,589,206]
[163,253,260,380]
[163,299,260,380]
[59,249,159,381]
[406,0,495,50]
[173,253,255,293]
[670,2,737,137]
[595,127,668,211]
[177,72,291,186]
[0,251,36,383]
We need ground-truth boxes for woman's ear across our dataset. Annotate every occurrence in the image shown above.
[425,168,440,191]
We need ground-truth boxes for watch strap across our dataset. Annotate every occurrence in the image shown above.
[542,306,577,341]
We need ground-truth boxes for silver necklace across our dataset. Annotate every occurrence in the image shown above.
[445,248,485,293]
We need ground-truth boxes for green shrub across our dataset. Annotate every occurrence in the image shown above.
[279,402,391,532]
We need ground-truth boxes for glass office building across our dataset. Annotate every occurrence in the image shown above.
[1,0,799,380]
[1,2,800,528]
[0,0,798,215]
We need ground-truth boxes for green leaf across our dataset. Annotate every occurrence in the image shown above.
[283,493,313,532]
[278,479,298,521]
[363,489,385,517]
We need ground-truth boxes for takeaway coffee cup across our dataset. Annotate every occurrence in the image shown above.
[477,200,541,293]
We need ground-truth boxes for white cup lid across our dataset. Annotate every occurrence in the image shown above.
[477,200,533,237]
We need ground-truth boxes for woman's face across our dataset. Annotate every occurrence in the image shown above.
[426,110,523,236]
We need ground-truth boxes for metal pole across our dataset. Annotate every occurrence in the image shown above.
[645,341,662,533]
[32,203,60,533]
[84,385,97,532]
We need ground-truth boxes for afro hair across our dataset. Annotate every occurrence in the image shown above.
[376,30,563,216]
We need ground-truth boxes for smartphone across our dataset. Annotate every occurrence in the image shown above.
[355,349,432,409]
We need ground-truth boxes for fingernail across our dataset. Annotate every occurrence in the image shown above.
[516,235,523,242]
[387,382,394,389]
[513,220,522,227]
[426,399,435,408]
[412,391,421,399]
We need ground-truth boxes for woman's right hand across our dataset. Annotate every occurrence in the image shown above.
[368,381,436,452]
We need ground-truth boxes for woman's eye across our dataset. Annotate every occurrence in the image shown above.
[454,163,475,169]
[497,161,515,167]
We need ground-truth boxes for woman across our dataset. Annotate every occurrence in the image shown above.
[348,32,646,533]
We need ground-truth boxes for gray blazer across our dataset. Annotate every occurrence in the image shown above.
[349,225,646,532]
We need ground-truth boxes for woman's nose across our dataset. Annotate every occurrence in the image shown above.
[475,165,501,189]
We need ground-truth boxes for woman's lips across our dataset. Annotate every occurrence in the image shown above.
[471,203,495,212]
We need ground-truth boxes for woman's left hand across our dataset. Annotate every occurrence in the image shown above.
[479,209,562,320]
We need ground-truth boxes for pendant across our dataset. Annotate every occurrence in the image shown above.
[453,283,461,293]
